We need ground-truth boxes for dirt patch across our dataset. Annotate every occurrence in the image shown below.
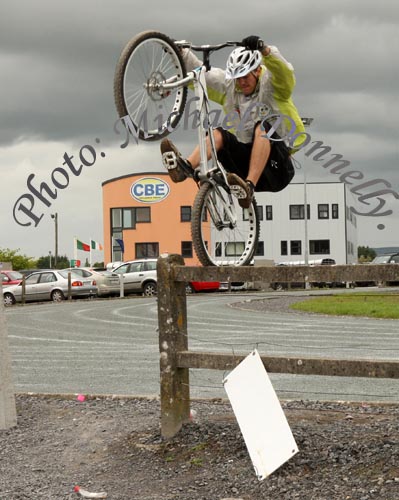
[1,395,399,499]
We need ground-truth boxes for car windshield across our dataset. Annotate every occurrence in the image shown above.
[59,270,82,280]
[7,271,23,280]
[372,255,392,264]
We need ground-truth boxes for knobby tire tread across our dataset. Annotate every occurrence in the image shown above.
[114,31,188,141]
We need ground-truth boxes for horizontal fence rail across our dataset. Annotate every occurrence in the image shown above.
[157,254,399,438]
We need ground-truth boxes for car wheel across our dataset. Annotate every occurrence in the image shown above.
[185,283,194,294]
[51,289,65,302]
[143,281,157,297]
[3,292,16,306]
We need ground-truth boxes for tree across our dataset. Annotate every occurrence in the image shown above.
[358,246,376,262]
[37,254,70,269]
[0,248,37,271]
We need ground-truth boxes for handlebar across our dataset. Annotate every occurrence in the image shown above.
[175,40,241,52]
[174,40,241,71]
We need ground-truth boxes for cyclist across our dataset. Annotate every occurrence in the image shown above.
[161,35,305,208]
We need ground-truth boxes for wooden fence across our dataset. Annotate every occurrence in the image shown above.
[157,254,399,438]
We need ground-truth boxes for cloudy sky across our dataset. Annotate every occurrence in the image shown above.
[1,0,398,261]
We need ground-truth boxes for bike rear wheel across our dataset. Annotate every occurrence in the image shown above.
[114,31,187,141]
[191,182,260,266]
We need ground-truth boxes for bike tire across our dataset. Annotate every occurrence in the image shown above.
[114,31,188,141]
[191,182,260,267]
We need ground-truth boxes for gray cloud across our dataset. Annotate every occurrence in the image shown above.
[1,0,398,257]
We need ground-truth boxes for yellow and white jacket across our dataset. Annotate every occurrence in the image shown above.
[182,46,305,150]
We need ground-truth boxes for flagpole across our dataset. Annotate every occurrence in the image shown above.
[74,237,77,263]
[89,238,92,267]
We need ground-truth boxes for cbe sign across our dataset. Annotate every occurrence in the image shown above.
[130,177,170,204]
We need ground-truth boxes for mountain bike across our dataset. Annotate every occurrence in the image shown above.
[114,30,260,266]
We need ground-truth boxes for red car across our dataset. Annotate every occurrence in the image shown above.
[186,281,220,293]
[1,270,23,287]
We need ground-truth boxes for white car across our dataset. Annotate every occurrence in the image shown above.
[109,259,157,297]
[3,270,97,305]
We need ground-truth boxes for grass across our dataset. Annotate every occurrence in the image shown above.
[290,293,399,319]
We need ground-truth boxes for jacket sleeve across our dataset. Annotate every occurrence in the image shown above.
[182,49,227,106]
[262,46,296,100]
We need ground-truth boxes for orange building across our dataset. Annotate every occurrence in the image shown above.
[102,172,201,265]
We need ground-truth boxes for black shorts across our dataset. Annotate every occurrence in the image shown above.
[216,123,295,193]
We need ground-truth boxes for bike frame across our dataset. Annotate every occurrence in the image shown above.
[160,50,238,227]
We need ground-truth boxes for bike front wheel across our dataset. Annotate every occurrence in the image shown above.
[114,31,187,141]
[191,182,260,266]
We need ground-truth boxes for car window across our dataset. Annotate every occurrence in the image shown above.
[26,274,41,284]
[144,261,157,271]
[1,274,9,283]
[39,272,57,283]
[129,262,143,273]
[391,255,399,263]
[372,256,390,264]
[114,264,129,274]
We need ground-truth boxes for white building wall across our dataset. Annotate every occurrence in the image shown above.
[254,182,358,265]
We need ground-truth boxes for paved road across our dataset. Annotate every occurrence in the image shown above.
[4,291,399,402]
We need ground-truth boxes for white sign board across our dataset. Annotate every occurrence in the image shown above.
[223,350,298,480]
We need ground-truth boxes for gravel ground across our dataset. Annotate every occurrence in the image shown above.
[1,395,399,500]
[1,295,398,500]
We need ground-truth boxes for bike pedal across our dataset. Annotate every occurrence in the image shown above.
[230,185,247,199]
[162,151,178,170]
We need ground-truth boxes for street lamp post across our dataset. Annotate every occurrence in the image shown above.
[301,117,314,267]
[49,251,52,269]
[51,213,58,268]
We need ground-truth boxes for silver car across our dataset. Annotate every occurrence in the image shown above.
[63,267,122,297]
[3,270,97,305]
[110,259,157,297]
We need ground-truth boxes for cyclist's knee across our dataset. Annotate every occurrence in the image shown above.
[213,128,224,149]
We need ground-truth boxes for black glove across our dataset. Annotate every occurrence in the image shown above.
[241,35,264,51]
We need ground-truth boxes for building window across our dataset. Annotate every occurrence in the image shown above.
[281,240,288,256]
[136,207,151,223]
[256,205,264,221]
[266,205,273,220]
[112,208,122,228]
[225,241,245,257]
[181,241,193,258]
[332,204,339,219]
[181,206,191,222]
[111,207,150,229]
[310,240,330,254]
[289,204,310,220]
[290,240,302,255]
[318,204,329,219]
[255,241,264,256]
[135,242,159,259]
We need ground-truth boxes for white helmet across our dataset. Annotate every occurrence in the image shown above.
[225,47,262,79]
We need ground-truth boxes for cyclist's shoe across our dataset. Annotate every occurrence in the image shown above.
[160,138,192,183]
[227,173,254,209]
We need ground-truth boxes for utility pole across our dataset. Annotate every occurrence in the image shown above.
[51,213,58,268]
[301,117,314,267]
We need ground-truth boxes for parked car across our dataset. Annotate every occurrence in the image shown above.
[185,281,221,293]
[371,253,399,286]
[372,253,399,264]
[1,270,23,287]
[270,259,342,290]
[3,270,97,305]
[62,267,100,289]
[108,259,158,297]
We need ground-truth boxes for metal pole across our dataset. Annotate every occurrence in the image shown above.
[301,118,314,268]
[54,213,58,268]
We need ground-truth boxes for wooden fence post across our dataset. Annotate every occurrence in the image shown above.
[0,283,17,429]
[157,254,190,438]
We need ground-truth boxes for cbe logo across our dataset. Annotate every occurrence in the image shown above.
[130,177,170,204]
